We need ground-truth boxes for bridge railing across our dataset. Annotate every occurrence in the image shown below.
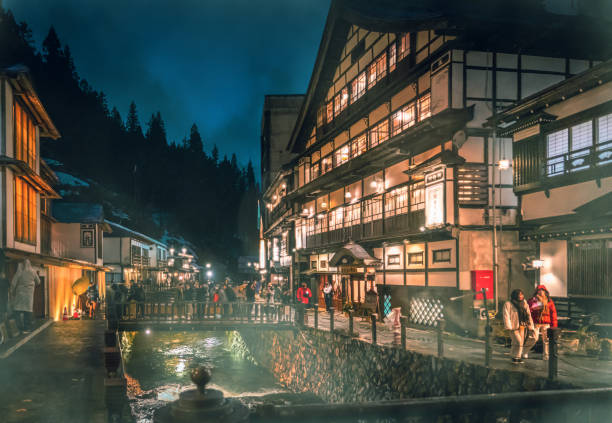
[106,300,298,325]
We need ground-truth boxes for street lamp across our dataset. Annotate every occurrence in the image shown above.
[206,270,213,279]
[206,263,211,269]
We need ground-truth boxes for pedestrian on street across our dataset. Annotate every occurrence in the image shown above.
[528,284,558,361]
[9,259,40,332]
[503,289,536,364]
[134,282,146,318]
[86,281,99,319]
[296,282,312,307]
[323,281,333,312]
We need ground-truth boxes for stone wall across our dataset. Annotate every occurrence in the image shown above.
[231,328,573,404]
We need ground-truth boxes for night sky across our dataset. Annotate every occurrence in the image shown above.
[5,0,331,174]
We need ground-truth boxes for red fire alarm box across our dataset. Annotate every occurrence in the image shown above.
[471,270,493,300]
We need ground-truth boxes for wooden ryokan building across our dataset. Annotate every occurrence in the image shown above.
[260,0,612,329]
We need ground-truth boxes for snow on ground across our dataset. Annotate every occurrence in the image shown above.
[55,171,90,187]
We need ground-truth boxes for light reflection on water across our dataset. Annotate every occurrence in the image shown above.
[120,331,294,423]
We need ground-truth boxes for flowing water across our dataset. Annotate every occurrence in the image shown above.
[120,330,319,422]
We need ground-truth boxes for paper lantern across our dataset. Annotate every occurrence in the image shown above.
[72,276,91,295]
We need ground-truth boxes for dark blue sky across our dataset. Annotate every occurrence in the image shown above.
[5,0,330,174]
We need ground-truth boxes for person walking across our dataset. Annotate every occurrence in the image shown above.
[323,281,333,312]
[86,281,99,319]
[9,259,40,332]
[528,285,558,360]
[503,289,536,364]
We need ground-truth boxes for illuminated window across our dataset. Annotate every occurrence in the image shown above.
[311,162,320,180]
[344,203,361,226]
[398,33,411,61]
[321,156,333,175]
[335,145,350,167]
[368,52,387,89]
[351,133,367,159]
[15,177,37,244]
[410,181,425,211]
[363,195,383,223]
[385,186,409,217]
[408,252,424,265]
[14,102,37,169]
[392,103,415,136]
[329,207,343,231]
[387,254,400,265]
[418,93,431,121]
[370,120,390,147]
[317,107,325,128]
[326,102,334,124]
[334,87,348,117]
[351,72,366,104]
[389,43,397,72]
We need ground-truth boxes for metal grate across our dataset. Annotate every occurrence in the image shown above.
[409,297,444,327]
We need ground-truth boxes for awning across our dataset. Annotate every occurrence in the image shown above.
[3,248,111,272]
[329,241,381,267]
[301,269,337,275]
[520,217,612,241]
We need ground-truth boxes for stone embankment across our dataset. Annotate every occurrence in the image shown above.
[231,328,573,403]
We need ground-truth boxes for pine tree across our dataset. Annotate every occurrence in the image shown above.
[187,123,203,154]
[146,112,167,149]
[211,144,219,164]
[126,101,143,137]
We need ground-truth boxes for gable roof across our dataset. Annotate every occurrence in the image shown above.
[104,220,167,248]
[1,65,60,139]
[287,0,612,154]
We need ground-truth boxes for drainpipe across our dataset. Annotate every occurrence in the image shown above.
[492,131,499,314]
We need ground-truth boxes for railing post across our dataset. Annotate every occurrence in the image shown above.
[260,303,264,323]
[485,320,492,368]
[314,305,318,330]
[371,313,377,344]
[329,307,335,332]
[437,318,445,358]
[400,316,408,350]
[548,327,561,381]
[348,311,354,335]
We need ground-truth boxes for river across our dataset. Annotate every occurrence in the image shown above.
[120,330,319,422]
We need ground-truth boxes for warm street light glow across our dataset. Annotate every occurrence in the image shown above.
[206,263,211,268]
[498,159,511,170]
[345,191,352,198]
[281,183,286,189]
[321,202,327,208]
[370,180,378,188]
[181,247,187,254]
[419,226,425,232]
[206,270,213,278]
[169,248,175,255]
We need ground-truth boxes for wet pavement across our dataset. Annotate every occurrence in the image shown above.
[0,320,107,423]
[305,309,612,388]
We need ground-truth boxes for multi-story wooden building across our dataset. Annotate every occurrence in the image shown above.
[491,59,612,320]
[260,1,612,329]
[0,66,109,322]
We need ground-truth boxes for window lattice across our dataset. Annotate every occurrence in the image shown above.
[571,121,593,152]
[598,113,612,144]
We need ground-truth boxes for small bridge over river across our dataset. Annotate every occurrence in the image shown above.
[107,301,300,332]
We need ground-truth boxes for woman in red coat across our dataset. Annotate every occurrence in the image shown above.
[527,285,558,360]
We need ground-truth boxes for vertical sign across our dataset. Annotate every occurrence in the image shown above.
[425,168,445,227]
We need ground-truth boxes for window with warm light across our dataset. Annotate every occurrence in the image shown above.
[418,93,431,121]
[15,177,37,244]
[335,145,350,166]
[370,119,390,148]
[389,43,397,72]
[410,181,425,211]
[368,52,387,89]
[14,101,37,170]
[351,72,367,104]
[326,101,334,124]
[398,33,411,61]
[351,133,367,158]
[392,102,415,136]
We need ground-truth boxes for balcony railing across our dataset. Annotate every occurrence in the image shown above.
[132,254,150,267]
[305,209,424,249]
[546,139,612,177]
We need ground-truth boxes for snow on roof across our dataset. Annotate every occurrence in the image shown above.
[104,220,167,248]
[55,171,89,187]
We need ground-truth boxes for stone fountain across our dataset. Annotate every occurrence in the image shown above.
[153,367,250,422]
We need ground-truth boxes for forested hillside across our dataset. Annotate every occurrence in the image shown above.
[0,7,259,268]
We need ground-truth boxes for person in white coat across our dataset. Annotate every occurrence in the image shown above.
[503,288,536,364]
[10,259,40,332]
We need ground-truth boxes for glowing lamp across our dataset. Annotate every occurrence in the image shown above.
[370,180,378,188]
[532,259,545,269]
[498,159,511,170]
[345,192,352,198]
[206,263,211,268]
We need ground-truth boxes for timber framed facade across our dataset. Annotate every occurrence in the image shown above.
[260,0,612,332]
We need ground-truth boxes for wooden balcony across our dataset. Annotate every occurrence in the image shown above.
[132,254,150,267]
